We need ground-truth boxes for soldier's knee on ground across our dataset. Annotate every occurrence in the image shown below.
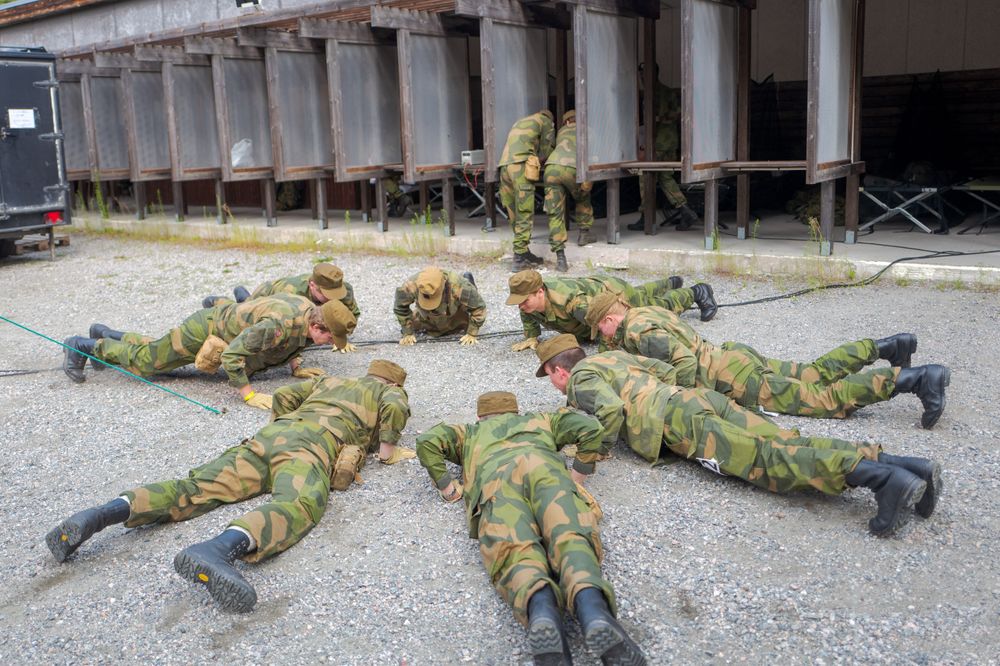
[194,335,228,373]
[332,445,365,491]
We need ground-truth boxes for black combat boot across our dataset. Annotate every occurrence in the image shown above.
[233,286,251,303]
[675,205,699,231]
[63,336,97,383]
[892,364,950,429]
[626,215,646,231]
[690,283,718,322]
[46,498,130,563]
[202,296,224,309]
[512,252,534,272]
[577,228,597,246]
[876,333,918,368]
[845,460,926,536]
[667,276,683,290]
[879,453,942,519]
[174,529,256,613]
[88,323,124,341]
[574,587,647,666]
[523,249,545,266]
[527,586,573,666]
[461,271,476,287]
[555,250,569,273]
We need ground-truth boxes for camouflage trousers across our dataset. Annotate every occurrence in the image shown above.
[660,388,880,495]
[383,174,403,200]
[543,164,593,252]
[476,447,615,627]
[122,420,341,563]
[500,162,538,255]
[626,281,696,315]
[94,310,214,377]
[639,133,686,210]
[706,339,898,419]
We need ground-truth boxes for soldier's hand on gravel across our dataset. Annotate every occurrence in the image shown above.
[399,335,417,346]
[337,342,358,354]
[245,392,273,411]
[511,337,539,352]
[292,366,326,379]
[380,446,417,464]
[440,481,464,503]
[459,334,478,346]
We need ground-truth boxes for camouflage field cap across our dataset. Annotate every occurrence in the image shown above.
[477,391,519,417]
[506,269,544,305]
[540,109,554,122]
[416,267,446,310]
[562,110,576,124]
[320,300,357,351]
[367,359,407,386]
[312,263,348,301]
[584,290,626,335]
[534,333,582,377]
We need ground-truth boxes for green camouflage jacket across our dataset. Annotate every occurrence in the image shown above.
[416,409,604,537]
[213,294,316,388]
[498,111,555,167]
[546,122,577,168]
[251,273,361,320]
[271,375,410,451]
[394,270,487,336]
[566,351,679,468]
[653,81,681,125]
[519,275,636,341]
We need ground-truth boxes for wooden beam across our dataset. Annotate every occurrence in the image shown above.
[134,46,209,66]
[56,60,120,76]
[453,0,571,29]
[736,5,751,238]
[184,37,262,59]
[371,6,449,37]
[562,0,659,20]
[237,28,319,52]
[300,18,384,43]
[93,52,162,71]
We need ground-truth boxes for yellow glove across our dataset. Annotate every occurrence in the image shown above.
[511,337,539,352]
[244,391,273,411]
[338,342,358,354]
[399,334,417,346]
[459,334,478,346]
[580,180,594,193]
[292,366,326,379]
[380,447,417,464]
[440,481,464,503]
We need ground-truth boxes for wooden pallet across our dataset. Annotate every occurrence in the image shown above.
[14,234,70,255]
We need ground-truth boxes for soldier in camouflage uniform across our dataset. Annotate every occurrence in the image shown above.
[498,109,556,271]
[535,335,943,537]
[506,268,717,353]
[62,295,356,410]
[383,174,413,218]
[395,266,485,346]
[630,64,699,232]
[416,391,647,665]
[585,292,951,428]
[543,110,595,272]
[46,360,413,613]
[202,264,361,353]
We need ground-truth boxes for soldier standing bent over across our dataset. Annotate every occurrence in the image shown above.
[543,110,593,271]
[416,391,646,666]
[46,360,413,613]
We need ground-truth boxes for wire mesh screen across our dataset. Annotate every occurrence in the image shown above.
[130,71,170,174]
[222,58,273,170]
[338,42,402,170]
[410,35,469,168]
[173,65,220,170]
[59,81,89,173]
[490,23,548,172]
[691,0,737,166]
[90,77,129,172]
[585,12,637,165]
[815,0,851,163]
[273,51,332,170]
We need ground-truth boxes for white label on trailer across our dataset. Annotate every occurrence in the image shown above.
[8,109,36,129]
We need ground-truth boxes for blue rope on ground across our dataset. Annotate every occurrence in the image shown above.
[0,314,222,415]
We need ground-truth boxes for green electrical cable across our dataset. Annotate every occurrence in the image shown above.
[0,315,222,415]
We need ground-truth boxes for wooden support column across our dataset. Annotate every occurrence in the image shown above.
[314,177,328,230]
[736,5,752,239]
[359,181,372,223]
[736,174,750,239]
[419,182,430,222]
[214,178,226,225]
[484,182,497,231]
[704,179,719,251]
[819,179,835,256]
[844,173,859,243]
[135,181,146,220]
[442,177,455,236]
[642,16,656,235]
[173,181,186,222]
[606,178,621,244]
[555,28,567,122]
[263,178,277,227]
[309,180,319,220]
[375,177,388,232]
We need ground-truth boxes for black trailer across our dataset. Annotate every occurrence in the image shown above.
[0,46,70,259]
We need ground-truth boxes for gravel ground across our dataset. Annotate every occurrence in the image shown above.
[0,235,998,665]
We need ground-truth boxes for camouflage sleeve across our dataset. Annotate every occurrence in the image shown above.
[637,355,680,387]
[377,387,410,446]
[520,311,542,339]
[416,422,467,490]
[272,378,320,417]
[393,282,418,335]
[221,319,285,388]
[550,408,605,475]
[636,333,695,387]
[567,371,625,463]
[459,282,487,336]
[539,118,555,162]
[342,282,361,320]
[249,280,273,300]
